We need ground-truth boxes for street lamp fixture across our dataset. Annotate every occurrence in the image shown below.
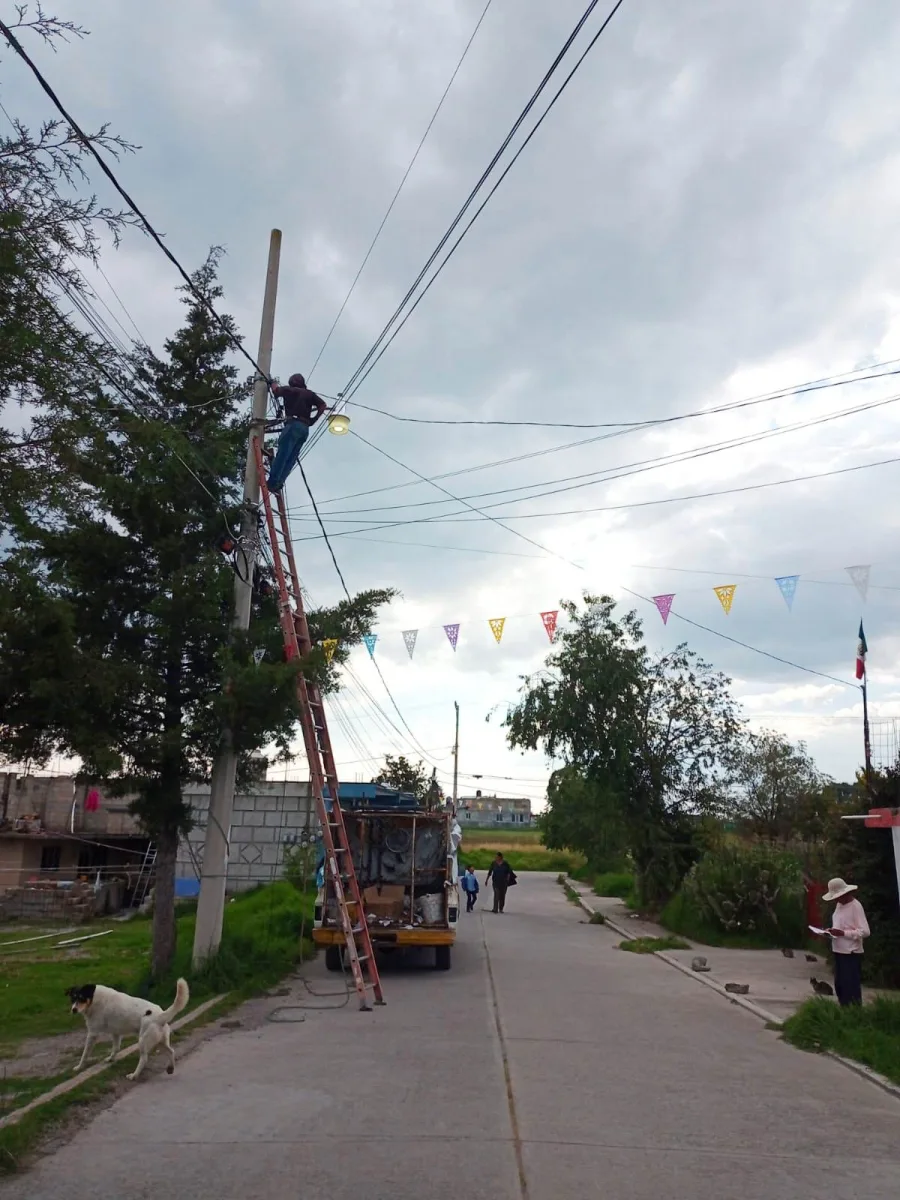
[327,412,350,436]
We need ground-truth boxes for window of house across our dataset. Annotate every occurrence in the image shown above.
[40,845,62,872]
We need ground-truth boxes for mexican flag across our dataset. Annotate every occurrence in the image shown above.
[856,620,868,680]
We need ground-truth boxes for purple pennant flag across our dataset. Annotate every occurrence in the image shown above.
[652,594,674,625]
[443,623,460,651]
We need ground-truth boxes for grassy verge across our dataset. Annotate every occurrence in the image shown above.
[0,882,314,1173]
[1,882,314,1054]
[658,890,806,951]
[619,936,691,954]
[782,997,900,1086]
[459,847,584,873]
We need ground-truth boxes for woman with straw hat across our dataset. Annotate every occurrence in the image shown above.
[821,877,870,1007]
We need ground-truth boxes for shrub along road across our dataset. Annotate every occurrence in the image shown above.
[3,874,899,1199]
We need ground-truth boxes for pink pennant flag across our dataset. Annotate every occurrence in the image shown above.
[444,623,460,651]
[540,610,559,641]
[652,594,674,625]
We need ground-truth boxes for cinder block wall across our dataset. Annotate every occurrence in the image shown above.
[178,781,317,892]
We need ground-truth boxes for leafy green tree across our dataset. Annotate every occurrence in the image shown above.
[0,258,394,975]
[539,767,628,873]
[373,755,431,801]
[728,729,829,842]
[504,594,742,906]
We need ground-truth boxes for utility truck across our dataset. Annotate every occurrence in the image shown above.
[313,786,461,972]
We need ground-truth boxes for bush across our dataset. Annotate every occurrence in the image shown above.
[675,842,805,947]
[591,871,634,899]
[783,996,900,1085]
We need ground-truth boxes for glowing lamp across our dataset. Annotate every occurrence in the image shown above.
[327,412,351,436]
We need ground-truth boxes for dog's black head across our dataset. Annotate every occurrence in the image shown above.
[65,984,96,1015]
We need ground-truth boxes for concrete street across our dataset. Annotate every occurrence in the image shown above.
[4,873,899,1199]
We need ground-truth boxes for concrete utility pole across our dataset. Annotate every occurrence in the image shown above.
[193,230,282,968]
[452,701,460,813]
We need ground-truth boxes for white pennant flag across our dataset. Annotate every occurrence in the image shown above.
[846,564,871,602]
[252,647,266,667]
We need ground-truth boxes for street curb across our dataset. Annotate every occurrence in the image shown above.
[825,1052,900,1102]
[565,881,784,1026]
[566,879,900,1104]
[0,993,227,1131]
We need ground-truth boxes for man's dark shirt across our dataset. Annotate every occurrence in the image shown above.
[487,860,513,888]
[273,384,326,425]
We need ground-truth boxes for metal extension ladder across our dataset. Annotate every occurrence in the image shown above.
[132,843,157,908]
[252,437,384,1010]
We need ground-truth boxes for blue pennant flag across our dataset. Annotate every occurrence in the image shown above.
[775,575,799,611]
[362,633,378,658]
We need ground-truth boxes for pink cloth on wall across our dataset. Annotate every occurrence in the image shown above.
[84,788,101,812]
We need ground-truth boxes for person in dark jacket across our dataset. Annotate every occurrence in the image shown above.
[485,853,515,914]
[266,373,327,493]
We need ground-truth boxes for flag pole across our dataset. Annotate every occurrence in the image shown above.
[862,676,873,793]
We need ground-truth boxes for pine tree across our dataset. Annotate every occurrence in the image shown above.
[1,255,394,975]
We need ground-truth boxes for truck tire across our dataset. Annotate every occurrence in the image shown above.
[325,945,344,972]
[435,944,451,971]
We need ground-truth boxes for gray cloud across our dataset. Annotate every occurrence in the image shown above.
[8,0,900,789]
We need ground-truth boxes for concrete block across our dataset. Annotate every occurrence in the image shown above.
[261,844,282,866]
[263,810,292,828]
[230,826,258,842]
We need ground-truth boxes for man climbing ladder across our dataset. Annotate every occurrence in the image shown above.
[266,373,327,493]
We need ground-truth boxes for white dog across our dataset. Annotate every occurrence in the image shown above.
[66,977,189,1080]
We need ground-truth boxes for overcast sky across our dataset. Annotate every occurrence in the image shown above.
[6,0,900,805]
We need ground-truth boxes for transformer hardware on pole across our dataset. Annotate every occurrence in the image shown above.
[252,436,385,1009]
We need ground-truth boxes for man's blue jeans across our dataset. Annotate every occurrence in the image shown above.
[267,419,309,492]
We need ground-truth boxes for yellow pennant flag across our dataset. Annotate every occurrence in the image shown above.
[322,638,339,663]
[714,585,737,616]
[488,617,506,644]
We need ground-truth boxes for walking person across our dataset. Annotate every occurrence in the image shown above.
[461,865,479,912]
[265,374,327,493]
[823,877,870,1006]
[485,852,516,914]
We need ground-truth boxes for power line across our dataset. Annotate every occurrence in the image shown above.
[294,390,900,520]
[291,357,900,514]
[347,428,586,570]
[320,453,900,528]
[289,419,900,541]
[307,431,859,688]
[297,0,626,470]
[343,361,900,428]
[0,19,273,390]
[306,0,495,381]
[333,0,628,409]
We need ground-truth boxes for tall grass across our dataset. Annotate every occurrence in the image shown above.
[782,997,900,1085]
[458,847,584,873]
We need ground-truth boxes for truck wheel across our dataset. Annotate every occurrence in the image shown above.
[435,945,451,971]
[325,945,344,972]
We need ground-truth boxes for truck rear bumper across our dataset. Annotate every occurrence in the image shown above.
[313,927,456,947]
